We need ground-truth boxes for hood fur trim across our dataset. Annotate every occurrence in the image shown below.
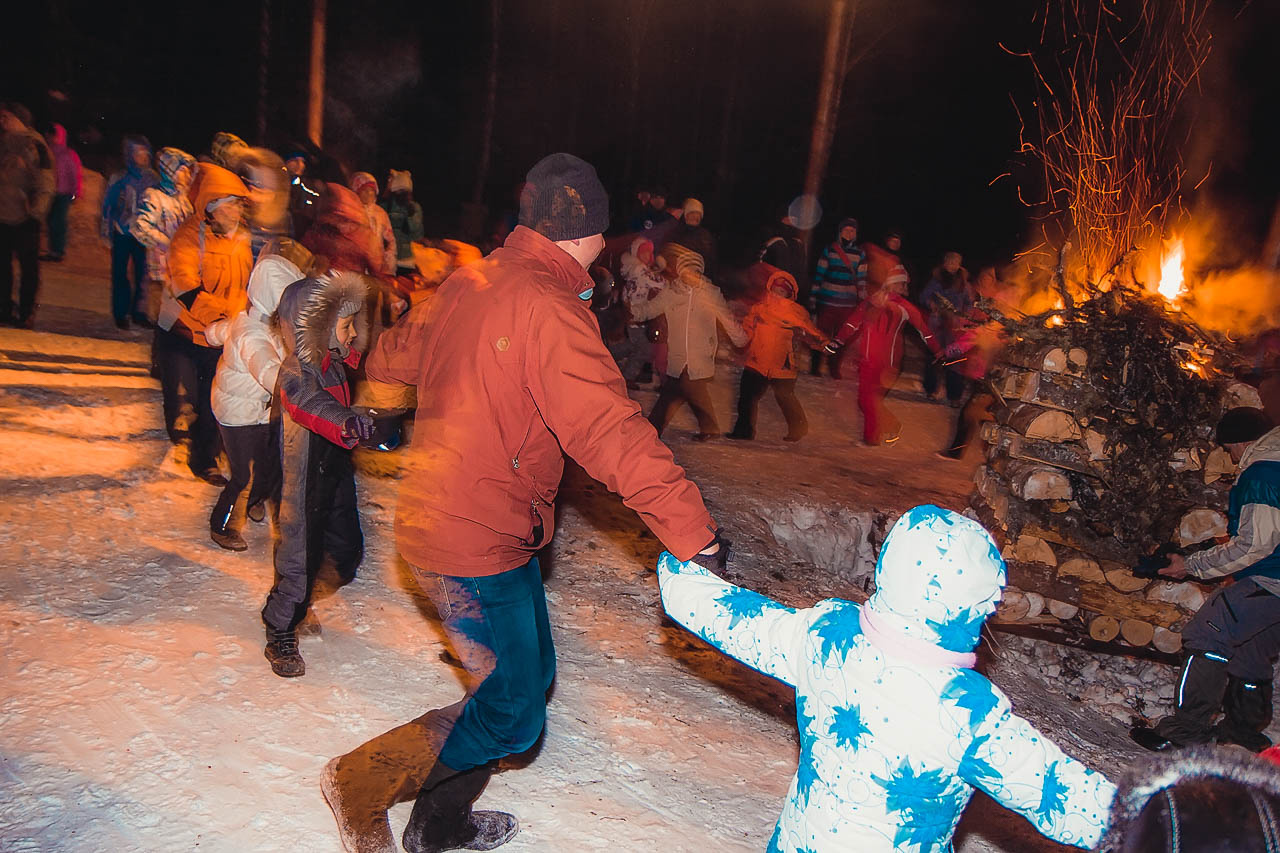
[277,270,369,366]
[1096,746,1280,851]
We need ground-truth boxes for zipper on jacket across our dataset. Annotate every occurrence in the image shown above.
[512,456,520,470]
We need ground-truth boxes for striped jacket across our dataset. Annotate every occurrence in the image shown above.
[812,241,867,311]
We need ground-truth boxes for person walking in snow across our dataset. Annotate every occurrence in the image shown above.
[633,242,747,441]
[0,102,53,329]
[809,217,866,378]
[101,135,158,329]
[260,270,373,677]
[658,504,1117,852]
[1132,407,1280,754]
[157,163,253,485]
[668,197,717,276]
[41,123,81,263]
[728,268,831,442]
[829,279,939,445]
[618,235,667,386]
[918,251,972,404]
[208,239,316,551]
[322,153,725,853]
[381,169,425,275]
[350,172,396,276]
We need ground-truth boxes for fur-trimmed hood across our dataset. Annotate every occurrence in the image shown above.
[1097,746,1280,851]
[275,270,368,366]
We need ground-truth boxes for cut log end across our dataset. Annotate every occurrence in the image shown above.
[1120,619,1155,647]
[1089,614,1121,642]
[1153,627,1183,654]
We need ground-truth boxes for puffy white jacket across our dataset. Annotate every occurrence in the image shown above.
[631,278,746,380]
[211,255,301,427]
[659,506,1116,852]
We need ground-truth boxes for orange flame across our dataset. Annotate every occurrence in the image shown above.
[1157,238,1186,306]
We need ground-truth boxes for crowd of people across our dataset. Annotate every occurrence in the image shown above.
[6,101,1280,851]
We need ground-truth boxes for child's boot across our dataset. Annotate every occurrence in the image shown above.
[264,625,305,677]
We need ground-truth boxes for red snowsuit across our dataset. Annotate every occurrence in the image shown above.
[834,292,939,444]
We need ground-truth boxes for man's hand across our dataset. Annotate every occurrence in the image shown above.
[1158,553,1190,580]
[690,532,730,572]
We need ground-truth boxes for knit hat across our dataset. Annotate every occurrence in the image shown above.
[683,198,704,218]
[519,153,610,241]
[1217,407,1272,445]
[350,171,378,196]
[838,217,858,234]
[387,169,413,193]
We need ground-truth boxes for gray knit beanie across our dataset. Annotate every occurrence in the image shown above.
[519,153,610,241]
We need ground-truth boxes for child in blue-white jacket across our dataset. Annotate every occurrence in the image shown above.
[658,505,1116,852]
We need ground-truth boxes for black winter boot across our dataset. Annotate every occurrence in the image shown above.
[1215,677,1274,753]
[211,522,248,552]
[264,626,305,677]
[1131,652,1230,750]
[402,762,517,853]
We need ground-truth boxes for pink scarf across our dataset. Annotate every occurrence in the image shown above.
[860,606,976,669]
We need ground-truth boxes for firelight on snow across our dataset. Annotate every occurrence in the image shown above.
[1157,238,1186,307]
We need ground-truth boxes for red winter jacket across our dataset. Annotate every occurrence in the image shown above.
[366,225,717,577]
[835,292,939,369]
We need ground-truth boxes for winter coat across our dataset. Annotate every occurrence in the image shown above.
[835,292,938,369]
[0,124,54,225]
[303,185,383,275]
[1186,426,1280,594]
[275,271,367,449]
[211,253,301,427]
[743,270,825,379]
[658,505,1117,853]
[812,236,866,310]
[382,193,425,267]
[919,270,973,343]
[630,245,747,380]
[165,164,253,347]
[101,137,158,237]
[132,147,197,282]
[48,125,82,197]
[365,224,717,577]
[619,237,666,319]
[365,202,396,276]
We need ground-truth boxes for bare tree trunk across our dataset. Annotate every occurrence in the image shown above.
[256,0,271,144]
[472,0,501,204]
[801,0,853,253]
[713,2,752,215]
[307,0,326,147]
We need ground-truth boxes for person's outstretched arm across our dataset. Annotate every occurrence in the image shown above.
[947,670,1116,849]
[656,552,810,687]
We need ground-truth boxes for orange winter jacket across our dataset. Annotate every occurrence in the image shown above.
[366,225,717,577]
[167,164,252,347]
[743,270,825,379]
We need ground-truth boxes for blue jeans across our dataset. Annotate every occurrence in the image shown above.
[414,558,557,771]
[111,230,147,323]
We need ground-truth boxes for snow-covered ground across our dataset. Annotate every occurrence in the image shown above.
[1,251,1143,852]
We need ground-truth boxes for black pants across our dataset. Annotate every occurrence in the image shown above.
[0,218,40,323]
[153,327,223,472]
[943,387,996,458]
[647,368,720,436]
[1184,578,1280,681]
[111,231,148,323]
[730,367,807,439]
[262,423,363,631]
[210,422,281,532]
[46,193,72,258]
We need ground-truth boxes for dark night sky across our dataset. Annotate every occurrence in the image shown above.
[3,0,1276,274]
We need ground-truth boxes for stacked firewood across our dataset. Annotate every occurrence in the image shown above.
[969,287,1251,654]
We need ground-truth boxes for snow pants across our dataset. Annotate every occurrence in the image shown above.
[730,367,806,440]
[210,421,281,532]
[857,359,899,444]
[262,419,363,632]
[648,368,720,437]
[411,558,556,771]
[111,230,147,324]
[1183,578,1280,681]
[152,327,223,473]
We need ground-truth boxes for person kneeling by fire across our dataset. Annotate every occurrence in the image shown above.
[1132,406,1280,753]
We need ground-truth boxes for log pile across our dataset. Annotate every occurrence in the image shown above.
[969,288,1251,655]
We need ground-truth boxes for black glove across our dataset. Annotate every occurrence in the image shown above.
[690,532,731,572]
[342,414,375,443]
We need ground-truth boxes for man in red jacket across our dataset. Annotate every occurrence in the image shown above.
[321,153,723,853]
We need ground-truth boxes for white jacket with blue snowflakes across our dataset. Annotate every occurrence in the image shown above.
[658,505,1116,852]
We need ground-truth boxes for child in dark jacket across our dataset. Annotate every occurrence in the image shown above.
[260,270,374,677]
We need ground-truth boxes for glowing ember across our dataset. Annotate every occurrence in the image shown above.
[1157,238,1186,305]
[1046,297,1065,327]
